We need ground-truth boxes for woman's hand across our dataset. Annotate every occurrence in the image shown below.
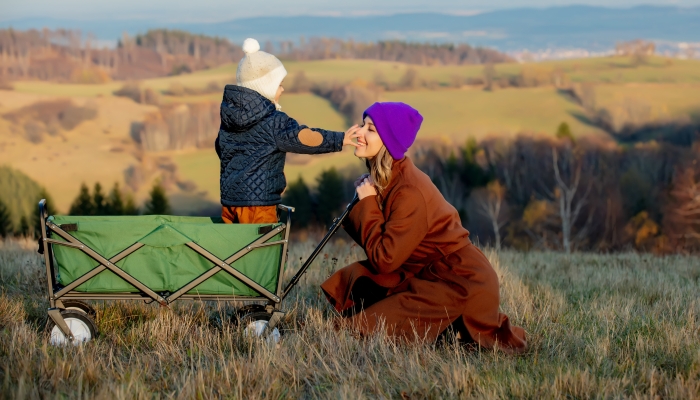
[354,173,370,188]
[356,178,377,200]
[343,125,361,148]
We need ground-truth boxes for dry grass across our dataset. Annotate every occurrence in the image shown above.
[1,236,698,399]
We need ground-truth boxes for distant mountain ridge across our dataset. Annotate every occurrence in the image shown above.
[2,5,699,53]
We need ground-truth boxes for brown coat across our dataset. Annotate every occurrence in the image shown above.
[321,157,527,353]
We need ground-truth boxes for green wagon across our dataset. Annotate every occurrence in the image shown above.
[38,197,358,345]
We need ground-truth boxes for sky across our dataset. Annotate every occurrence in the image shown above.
[1,0,698,22]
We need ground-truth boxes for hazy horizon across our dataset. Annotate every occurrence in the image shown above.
[2,0,699,22]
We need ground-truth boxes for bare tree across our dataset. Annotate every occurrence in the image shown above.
[664,166,700,251]
[551,147,593,253]
[474,181,508,249]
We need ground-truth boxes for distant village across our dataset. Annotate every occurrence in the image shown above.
[511,39,699,61]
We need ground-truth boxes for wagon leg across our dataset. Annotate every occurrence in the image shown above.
[266,310,285,331]
[47,308,73,340]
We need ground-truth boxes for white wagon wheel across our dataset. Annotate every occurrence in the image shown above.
[240,311,285,344]
[46,309,98,346]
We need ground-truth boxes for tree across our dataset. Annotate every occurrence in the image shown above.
[483,63,496,91]
[93,182,106,215]
[123,193,139,215]
[282,176,313,228]
[663,165,700,251]
[69,183,94,215]
[288,71,312,93]
[315,168,345,227]
[474,181,508,250]
[550,148,593,253]
[556,122,575,143]
[399,68,419,90]
[19,216,31,237]
[106,182,124,215]
[0,198,12,238]
[143,181,171,215]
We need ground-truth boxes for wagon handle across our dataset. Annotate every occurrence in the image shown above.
[281,193,359,300]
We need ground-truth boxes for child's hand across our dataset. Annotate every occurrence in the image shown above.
[356,178,377,200]
[343,125,361,147]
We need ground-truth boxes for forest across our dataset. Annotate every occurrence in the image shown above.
[0,29,512,83]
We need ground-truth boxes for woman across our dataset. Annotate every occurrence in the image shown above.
[321,102,527,353]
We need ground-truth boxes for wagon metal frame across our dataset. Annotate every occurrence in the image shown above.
[38,196,358,342]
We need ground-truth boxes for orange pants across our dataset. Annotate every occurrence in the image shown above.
[221,205,278,224]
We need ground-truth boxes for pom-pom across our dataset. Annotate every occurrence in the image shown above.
[242,38,260,54]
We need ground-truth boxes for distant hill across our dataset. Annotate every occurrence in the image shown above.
[1,6,699,52]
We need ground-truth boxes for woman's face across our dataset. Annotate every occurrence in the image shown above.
[354,116,384,159]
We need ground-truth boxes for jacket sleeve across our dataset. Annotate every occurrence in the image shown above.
[215,135,221,159]
[345,186,429,274]
[273,112,344,154]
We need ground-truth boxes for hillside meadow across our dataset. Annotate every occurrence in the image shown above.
[0,238,698,398]
[2,56,700,214]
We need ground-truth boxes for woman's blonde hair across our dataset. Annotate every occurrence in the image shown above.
[365,146,394,205]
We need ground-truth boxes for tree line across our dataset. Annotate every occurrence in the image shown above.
[275,38,512,65]
[0,28,510,83]
[5,127,699,254]
[0,181,171,240]
[415,126,700,253]
[282,123,700,254]
[68,182,171,216]
[0,28,243,82]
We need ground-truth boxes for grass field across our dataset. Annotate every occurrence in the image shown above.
[0,238,698,398]
[3,56,700,214]
[202,56,700,86]
[384,86,605,140]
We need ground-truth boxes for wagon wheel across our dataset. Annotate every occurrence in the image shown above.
[46,309,98,346]
[60,300,97,318]
[239,311,285,344]
[235,304,266,320]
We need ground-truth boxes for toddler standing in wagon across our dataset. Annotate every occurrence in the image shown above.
[215,38,358,223]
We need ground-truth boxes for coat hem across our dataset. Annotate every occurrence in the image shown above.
[221,200,281,207]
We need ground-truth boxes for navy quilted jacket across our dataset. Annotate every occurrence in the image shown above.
[216,85,344,206]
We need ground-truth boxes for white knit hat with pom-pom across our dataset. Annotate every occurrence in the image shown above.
[236,38,287,104]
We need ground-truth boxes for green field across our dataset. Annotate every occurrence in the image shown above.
[1,239,698,398]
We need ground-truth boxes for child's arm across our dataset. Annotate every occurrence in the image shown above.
[273,113,344,154]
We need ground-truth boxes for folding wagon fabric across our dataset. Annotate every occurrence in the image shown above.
[50,215,283,296]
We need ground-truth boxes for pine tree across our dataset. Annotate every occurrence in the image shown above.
[93,182,106,215]
[143,181,171,215]
[282,176,313,228]
[123,193,139,215]
[69,183,94,216]
[315,168,345,227]
[106,182,124,215]
[0,198,12,238]
[19,216,30,237]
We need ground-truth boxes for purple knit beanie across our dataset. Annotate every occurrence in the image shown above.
[363,102,423,160]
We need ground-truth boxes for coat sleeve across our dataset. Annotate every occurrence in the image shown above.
[215,135,221,159]
[345,187,429,274]
[273,112,343,154]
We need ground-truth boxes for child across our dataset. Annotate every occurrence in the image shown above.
[215,38,358,224]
